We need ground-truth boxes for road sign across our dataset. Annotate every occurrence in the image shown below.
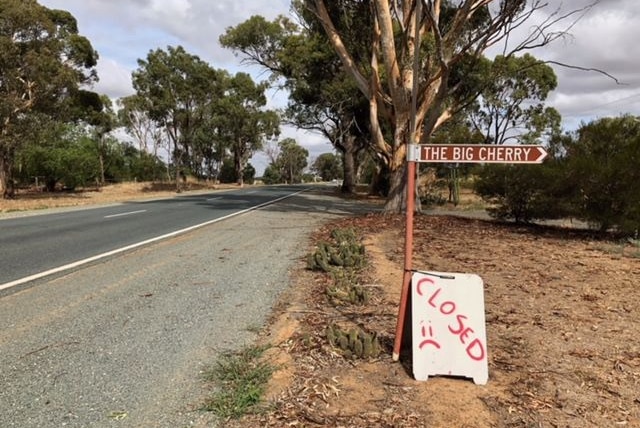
[408,144,548,164]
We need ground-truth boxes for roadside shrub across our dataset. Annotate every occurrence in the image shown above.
[307,228,365,272]
[473,162,570,223]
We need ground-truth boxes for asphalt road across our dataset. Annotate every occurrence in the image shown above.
[0,188,375,427]
[0,185,307,290]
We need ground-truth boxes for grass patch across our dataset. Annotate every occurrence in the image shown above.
[595,238,640,259]
[202,345,274,419]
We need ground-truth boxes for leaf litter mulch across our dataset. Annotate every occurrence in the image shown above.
[227,213,640,428]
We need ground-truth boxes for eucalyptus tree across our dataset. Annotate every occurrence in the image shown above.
[262,138,309,184]
[75,92,118,185]
[277,138,309,184]
[131,46,225,191]
[220,13,370,193]
[118,95,165,157]
[0,0,98,197]
[471,53,561,145]
[312,152,342,181]
[212,72,280,186]
[304,0,595,211]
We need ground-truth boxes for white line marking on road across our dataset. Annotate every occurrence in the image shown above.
[104,210,147,218]
[0,189,309,292]
[206,197,222,201]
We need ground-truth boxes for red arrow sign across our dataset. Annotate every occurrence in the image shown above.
[415,144,548,164]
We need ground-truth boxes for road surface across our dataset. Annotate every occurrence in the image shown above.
[0,185,306,290]
[0,188,376,427]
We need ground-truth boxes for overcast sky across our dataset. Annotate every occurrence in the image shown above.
[38,0,640,172]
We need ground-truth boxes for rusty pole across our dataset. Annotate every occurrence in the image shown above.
[392,160,416,361]
[392,0,422,361]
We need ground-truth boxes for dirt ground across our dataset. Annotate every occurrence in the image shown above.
[4,185,639,427]
[234,203,640,427]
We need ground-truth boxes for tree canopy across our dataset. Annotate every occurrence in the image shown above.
[471,54,561,145]
[0,0,99,197]
[262,138,309,184]
[474,114,640,235]
[221,11,370,194]
[303,0,587,211]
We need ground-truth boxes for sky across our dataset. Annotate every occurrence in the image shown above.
[37,0,640,172]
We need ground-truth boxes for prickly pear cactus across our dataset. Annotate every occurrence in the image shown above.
[326,269,369,306]
[307,228,366,272]
[325,324,382,359]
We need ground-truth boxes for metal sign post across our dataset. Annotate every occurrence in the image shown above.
[392,142,549,361]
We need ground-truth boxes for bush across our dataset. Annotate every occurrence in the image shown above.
[473,162,570,223]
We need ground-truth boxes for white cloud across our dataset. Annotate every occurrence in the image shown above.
[91,58,135,100]
[482,0,640,130]
[38,0,640,144]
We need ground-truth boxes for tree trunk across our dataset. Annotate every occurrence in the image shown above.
[174,143,182,193]
[0,151,14,199]
[341,148,356,194]
[381,113,413,212]
[384,162,407,213]
[235,152,244,187]
[99,153,105,186]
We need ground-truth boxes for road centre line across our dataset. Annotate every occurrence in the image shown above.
[0,189,309,292]
[104,210,147,218]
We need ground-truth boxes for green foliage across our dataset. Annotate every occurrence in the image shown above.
[219,159,256,184]
[277,138,308,184]
[102,142,167,183]
[19,137,99,191]
[312,153,343,181]
[474,162,569,223]
[15,123,167,189]
[262,138,309,184]
[221,11,369,193]
[326,269,369,306]
[202,345,274,419]
[472,115,640,235]
[214,72,280,185]
[325,324,381,359]
[564,115,640,233]
[131,46,227,185]
[471,54,560,145]
[0,0,98,197]
[307,228,366,272]
[261,164,281,185]
[130,49,278,186]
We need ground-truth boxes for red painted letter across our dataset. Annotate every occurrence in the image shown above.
[448,314,468,334]
[466,338,486,361]
[416,277,435,296]
[428,288,442,308]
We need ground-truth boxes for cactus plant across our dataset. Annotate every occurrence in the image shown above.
[325,268,369,306]
[307,228,366,272]
[325,324,382,359]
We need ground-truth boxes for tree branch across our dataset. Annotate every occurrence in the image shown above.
[310,1,372,99]
[543,61,624,85]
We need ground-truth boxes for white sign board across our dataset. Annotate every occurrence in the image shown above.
[411,271,488,385]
